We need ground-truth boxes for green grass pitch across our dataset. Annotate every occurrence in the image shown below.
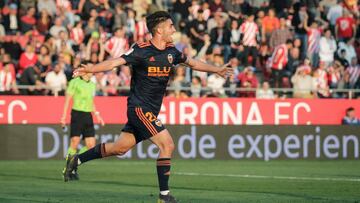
[0,160,359,203]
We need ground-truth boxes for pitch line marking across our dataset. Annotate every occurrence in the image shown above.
[175,172,360,182]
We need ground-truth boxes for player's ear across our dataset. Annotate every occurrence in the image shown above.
[156,26,163,35]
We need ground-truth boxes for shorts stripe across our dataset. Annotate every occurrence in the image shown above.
[135,107,157,136]
[138,107,159,136]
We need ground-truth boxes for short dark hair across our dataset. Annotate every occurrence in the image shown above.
[346,107,355,113]
[146,11,172,35]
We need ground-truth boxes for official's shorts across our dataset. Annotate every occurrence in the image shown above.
[70,109,95,138]
[121,106,165,143]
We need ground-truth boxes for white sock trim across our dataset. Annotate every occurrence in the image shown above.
[160,190,170,195]
[77,159,82,165]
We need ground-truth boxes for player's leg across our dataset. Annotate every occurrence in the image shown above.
[78,131,136,163]
[63,110,83,181]
[149,129,177,203]
[64,131,137,178]
[81,137,95,154]
[68,136,80,156]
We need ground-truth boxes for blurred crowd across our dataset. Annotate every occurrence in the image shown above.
[0,0,359,98]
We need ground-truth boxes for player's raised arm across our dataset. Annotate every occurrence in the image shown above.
[184,57,234,78]
[73,57,127,77]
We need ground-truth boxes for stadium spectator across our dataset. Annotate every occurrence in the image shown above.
[207,73,226,97]
[342,107,360,125]
[262,9,280,44]
[102,69,121,96]
[45,63,67,96]
[224,72,238,97]
[313,61,331,98]
[37,9,52,35]
[50,17,67,38]
[337,38,357,65]
[112,3,127,31]
[209,0,225,13]
[210,19,231,63]
[224,0,242,20]
[191,76,202,98]
[304,15,329,68]
[189,9,207,52]
[171,66,190,98]
[319,29,337,67]
[239,13,260,67]
[286,47,302,80]
[105,27,129,58]
[3,3,19,35]
[19,65,45,95]
[292,3,309,60]
[172,0,192,30]
[237,66,258,97]
[20,7,36,33]
[269,17,293,50]
[0,58,18,95]
[347,57,360,88]
[37,0,57,17]
[291,65,314,98]
[327,2,343,29]
[335,9,357,41]
[328,61,344,90]
[256,81,275,99]
[18,44,38,75]
[269,40,293,88]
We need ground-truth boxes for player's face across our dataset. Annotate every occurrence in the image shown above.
[160,19,176,43]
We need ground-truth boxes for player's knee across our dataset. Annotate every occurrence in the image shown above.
[159,142,175,154]
[86,143,96,149]
[112,147,129,156]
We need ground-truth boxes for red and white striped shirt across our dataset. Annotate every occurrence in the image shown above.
[239,21,259,47]
[105,37,129,58]
[136,20,148,39]
[70,27,84,45]
[307,28,322,54]
[315,68,328,83]
[328,68,341,84]
[271,44,288,70]
[0,70,14,91]
[347,65,360,86]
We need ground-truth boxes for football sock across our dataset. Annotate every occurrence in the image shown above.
[157,158,171,192]
[67,148,77,156]
[78,146,88,154]
[78,143,106,164]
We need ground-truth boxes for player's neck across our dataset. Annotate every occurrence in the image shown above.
[150,37,166,50]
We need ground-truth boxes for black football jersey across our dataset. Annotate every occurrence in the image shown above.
[121,41,187,115]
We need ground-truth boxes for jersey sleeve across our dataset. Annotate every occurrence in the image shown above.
[121,44,142,66]
[66,79,76,96]
[173,48,187,65]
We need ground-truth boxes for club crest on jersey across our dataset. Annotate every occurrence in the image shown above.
[155,119,162,127]
[167,54,173,64]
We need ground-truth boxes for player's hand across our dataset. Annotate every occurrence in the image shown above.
[96,114,105,126]
[73,64,90,78]
[217,62,234,79]
[60,116,66,127]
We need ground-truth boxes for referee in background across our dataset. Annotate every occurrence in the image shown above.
[61,62,104,181]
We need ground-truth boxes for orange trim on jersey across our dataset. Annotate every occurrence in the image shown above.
[135,108,157,136]
[137,42,151,48]
[166,43,175,47]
